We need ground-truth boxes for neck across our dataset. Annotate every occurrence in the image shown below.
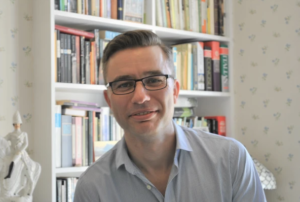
[125,123,176,172]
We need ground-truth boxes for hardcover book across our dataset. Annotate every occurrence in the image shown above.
[123,0,144,23]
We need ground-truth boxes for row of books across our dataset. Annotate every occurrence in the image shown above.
[55,100,123,168]
[172,41,229,92]
[54,25,121,84]
[57,177,78,202]
[173,107,226,136]
[156,0,225,36]
[54,0,145,23]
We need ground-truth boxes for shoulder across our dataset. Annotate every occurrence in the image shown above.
[180,126,246,155]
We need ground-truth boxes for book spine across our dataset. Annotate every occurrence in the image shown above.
[55,0,60,10]
[55,25,95,39]
[71,117,76,166]
[85,41,91,84]
[197,42,205,90]
[180,0,185,29]
[60,34,66,83]
[220,44,229,92]
[75,117,83,166]
[82,0,85,14]
[61,115,72,167]
[156,0,163,27]
[77,0,82,14]
[201,0,207,33]
[71,0,77,12]
[211,42,220,91]
[219,0,224,36]
[88,0,92,15]
[55,30,57,82]
[106,0,111,18]
[55,105,62,168]
[184,0,190,31]
[80,36,85,84]
[165,0,172,28]
[98,39,105,85]
[57,30,61,82]
[71,35,77,83]
[95,0,99,16]
[75,36,80,84]
[192,43,197,90]
[117,0,123,19]
[82,116,86,166]
[188,0,194,31]
[214,0,219,35]
[67,34,72,83]
[94,29,100,84]
[90,41,95,84]
[197,0,202,32]
[204,46,213,91]
[60,0,65,11]
[85,118,89,165]
[88,111,94,165]
[111,0,117,19]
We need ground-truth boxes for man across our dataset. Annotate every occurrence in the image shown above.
[74,30,266,202]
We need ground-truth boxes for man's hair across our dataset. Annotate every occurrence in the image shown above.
[102,30,174,84]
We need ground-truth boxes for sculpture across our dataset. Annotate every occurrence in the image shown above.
[0,111,41,202]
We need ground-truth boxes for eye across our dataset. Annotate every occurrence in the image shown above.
[115,81,134,89]
[145,77,163,85]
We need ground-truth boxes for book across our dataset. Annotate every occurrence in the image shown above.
[111,0,117,19]
[55,105,62,168]
[205,41,220,91]
[80,36,85,84]
[62,108,88,117]
[88,111,94,165]
[99,30,121,40]
[75,117,83,166]
[220,44,229,92]
[61,115,72,167]
[117,0,123,19]
[214,0,219,35]
[173,107,194,117]
[204,46,213,91]
[123,0,144,23]
[164,0,172,28]
[71,117,76,166]
[56,100,100,108]
[85,41,91,84]
[55,25,95,39]
[205,116,226,136]
[201,0,207,33]
[71,35,77,83]
[197,42,205,90]
[55,30,57,82]
[56,30,61,82]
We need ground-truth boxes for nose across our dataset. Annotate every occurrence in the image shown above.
[131,81,150,104]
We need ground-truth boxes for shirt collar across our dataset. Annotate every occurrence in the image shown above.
[115,121,193,171]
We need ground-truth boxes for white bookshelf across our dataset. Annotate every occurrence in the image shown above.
[32,0,233,201]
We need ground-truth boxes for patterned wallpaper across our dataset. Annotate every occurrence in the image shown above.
[0,0,34,154]
[0,0,299,201]
[233,0,300,201]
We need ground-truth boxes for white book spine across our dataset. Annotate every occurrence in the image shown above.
[197,42,205,90]
[55,105,62,168]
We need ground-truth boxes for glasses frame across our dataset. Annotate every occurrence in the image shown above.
[106,74,174,95]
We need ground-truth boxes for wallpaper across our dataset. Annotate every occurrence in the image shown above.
[233,0,300,201]
[0,0,299,201]
[0,0,34,154]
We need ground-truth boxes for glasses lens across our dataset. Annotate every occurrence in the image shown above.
[112,80,135,94]
[143,75,167,90]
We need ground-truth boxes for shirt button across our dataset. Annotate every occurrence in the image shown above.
[146,184,152,190]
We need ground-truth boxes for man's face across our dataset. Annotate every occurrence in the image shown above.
[104,46,180,141]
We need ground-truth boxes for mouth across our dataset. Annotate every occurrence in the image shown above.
[129,110,158,118]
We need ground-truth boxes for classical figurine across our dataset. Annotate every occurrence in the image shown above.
[0,111,41,202]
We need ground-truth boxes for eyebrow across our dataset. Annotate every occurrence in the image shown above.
[112,70,164,82]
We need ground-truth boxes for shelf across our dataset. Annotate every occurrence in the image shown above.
[55,10,154,33]
[54,10,231,44]
[55,83,230,98]
[56,167,88,177]
[55,83,106,93]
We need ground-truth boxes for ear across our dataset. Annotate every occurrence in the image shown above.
[173,79,180,104]
[104,90,112,108]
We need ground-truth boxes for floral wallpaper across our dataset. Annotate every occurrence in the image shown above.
[0,0,34,154]
[233,0,300,201]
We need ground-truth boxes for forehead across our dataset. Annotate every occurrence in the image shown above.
[106,46,170,80]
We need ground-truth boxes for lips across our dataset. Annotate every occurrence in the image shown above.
[128,109,158,122]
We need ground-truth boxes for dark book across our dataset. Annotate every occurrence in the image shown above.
[85,41,91,84]
[204,46,213,91]
[80,36,85,84]
[66,34,72,83]
[220,44,229,92]
[117,0,123,20]
[205,41,221,91]
[55,0,60,10]
[219,0,225,36]
[56,30,61,82]
[88,0,92,15]
[214,0,219,35]
[60,34,66,83]
[98,39,105,85]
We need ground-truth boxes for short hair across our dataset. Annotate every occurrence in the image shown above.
[102,30,174,84]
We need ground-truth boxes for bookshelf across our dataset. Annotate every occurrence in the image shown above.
[32,0,233,201]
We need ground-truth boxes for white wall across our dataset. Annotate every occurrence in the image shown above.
[233,0,300,201]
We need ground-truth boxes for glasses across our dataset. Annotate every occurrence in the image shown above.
[106,74,174,95]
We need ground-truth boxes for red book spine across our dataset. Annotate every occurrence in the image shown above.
[55,25,95,39]
[205,116,226,136]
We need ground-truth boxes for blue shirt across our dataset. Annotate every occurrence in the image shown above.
[74,123,266,202]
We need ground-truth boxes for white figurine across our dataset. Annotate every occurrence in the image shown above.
[0,111,41,202]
